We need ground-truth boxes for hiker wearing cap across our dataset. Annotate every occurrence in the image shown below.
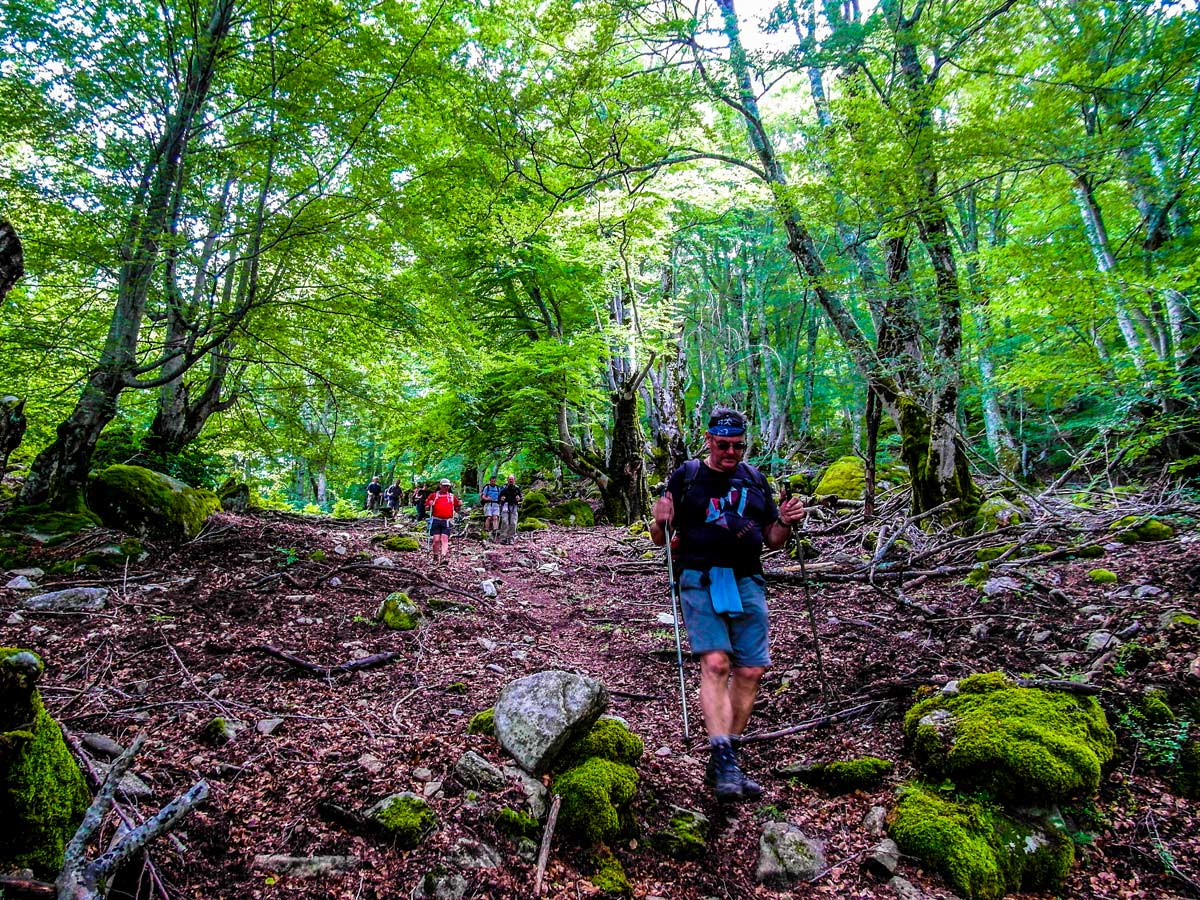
[425,479,462,564]
[649,406,806,802]
[497,475,522,544]
[481,475,501,539]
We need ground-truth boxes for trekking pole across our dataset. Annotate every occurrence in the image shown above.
[660,512,691,742]
[783,481,828,695]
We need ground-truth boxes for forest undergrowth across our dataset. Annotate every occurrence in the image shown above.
[2,484,1199,900]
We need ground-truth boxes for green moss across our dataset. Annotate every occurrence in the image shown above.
[1087,568,1118,584]
[888,784,1073,900]
[427,597,474,613]
[0,532,34,568]
[814,456,865,500]
[468,707,495,736]
[965,565,990,588]
[627,521,647,536]
[975,544,1015,563]
[86,465,219,542]
[0,648,91,878]
[1112,516,1174,543]
[444,681,468,695]
[649,807,709,860]
[787,471,815,494]
[557,716,644,770]
[377,534,420,552]
[377,592,420,630]
[553,758,639,844]
[1073,544,1105,559]
[977,496,1025,532]
[547,499,595,527]
[904,672,1116,805]
[590,849,631,897]
[522,490,552,519]
[517,517,548,531]
[494,807,541,840]
[1140,691,1176,725]
[1175,738,1200,799]
[0,505,99,542]
[790,756,893,793]
[371,792,436,850]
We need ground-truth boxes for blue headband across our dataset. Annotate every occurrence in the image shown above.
[708,415,746,436]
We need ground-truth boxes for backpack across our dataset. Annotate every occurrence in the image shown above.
[429,492,457,519]
[481,484,500,502]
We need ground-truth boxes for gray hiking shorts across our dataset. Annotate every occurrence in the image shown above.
[678,569,771,668]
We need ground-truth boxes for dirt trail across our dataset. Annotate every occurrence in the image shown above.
[2,510,1198,900]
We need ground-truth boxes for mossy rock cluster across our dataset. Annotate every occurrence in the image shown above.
[547,499,595,527]
[369,792,436,850]
[1087,568,1118,584]
[904,672,1115,804]
[0,505,99,544]
[891,673,1117,899]
[552,716,643,845]
[494,807,541,840]
[377,592,421,630]
[86,464,219,542]
[0,648,92,878]
[813,455,865,500]
[786,470,816,495]
[648,806,709,860]
[976,496,1026,532]
[783,756,893,793]
[590,848,632,897]
[375,534,420,552]
[1111,516,1174,543]
[517,517,548,532]
[888,785,1074,900]
[521,490,552,520]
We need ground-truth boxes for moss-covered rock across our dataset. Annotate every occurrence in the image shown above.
[369,792,437,849]
[814,456,865,500]
[376,534,420,552]
[1073,544,1106,559]
[86,465,219,542]
[553,757,639,844]
[781,756,893,793]
[975,544,1015,563]
[547,499,595,527]
[1112,516,1174,543]
[521,490,552,520]
[787,470,816,495]
[904,672,1115,805]
[468,707,495,736]
[590,849,631,897]
[377,592,421,630]
[627,521,647,537]
[557,716,644,770]
[888,784,1074,900]
[1087,568,1118,584]
[494,807,541,840]
[976,496,1025,532]
[216,477,250,512]
[517,517,548,532]
[649,806,709,860]
[0,505,99,543]
[0,648,91,878]
[1175,737,1200,800]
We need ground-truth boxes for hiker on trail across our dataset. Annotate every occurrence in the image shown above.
[383,481,403,525]
[480,475,501,538]
[425,478,462,564]
[497,474,522,544]
[649,407,806,803]
[366,476,383,510]
[414,483,430,521]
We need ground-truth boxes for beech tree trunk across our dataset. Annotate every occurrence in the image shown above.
[0,220,24,303]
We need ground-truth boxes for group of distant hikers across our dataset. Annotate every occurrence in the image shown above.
[363,473,524,564]
[360,405,804,805]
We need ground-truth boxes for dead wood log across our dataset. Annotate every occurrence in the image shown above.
[1013,677,1104,696]
[534,794,562,896]
[738,701,884,745]
[0,876,54,898]
[57,734,208,900]
[250,644,402,677]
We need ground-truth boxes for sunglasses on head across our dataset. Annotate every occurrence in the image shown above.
[714,439,747,452]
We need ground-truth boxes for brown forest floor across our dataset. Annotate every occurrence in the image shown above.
[3,507,1199,900]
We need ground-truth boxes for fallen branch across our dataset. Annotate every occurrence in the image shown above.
[738,701,883,744]
[250,645,402,677]
[608,689,663,701]
[57,734,209,900]
[0,876,54,897]
[534,794,562,896]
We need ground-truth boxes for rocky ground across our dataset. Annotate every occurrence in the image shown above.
[2,502,1199,900]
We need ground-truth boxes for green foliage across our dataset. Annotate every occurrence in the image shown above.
[331,498,365,520]
[904,673,1116,805]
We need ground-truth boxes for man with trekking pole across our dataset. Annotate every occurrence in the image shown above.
[649,407,806,803]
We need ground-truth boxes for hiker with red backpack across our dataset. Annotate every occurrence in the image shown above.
[425,478,462,564]
[649,407,806,803]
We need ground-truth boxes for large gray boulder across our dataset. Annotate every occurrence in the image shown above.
[493,670,608,774]
[756,822,826,886]
[23,587,108,612]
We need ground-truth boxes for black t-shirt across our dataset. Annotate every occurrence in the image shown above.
[666,460,778,576]
[367,482,382,495]
[499,484,522,505]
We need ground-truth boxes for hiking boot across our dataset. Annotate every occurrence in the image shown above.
[706,742,745,802]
